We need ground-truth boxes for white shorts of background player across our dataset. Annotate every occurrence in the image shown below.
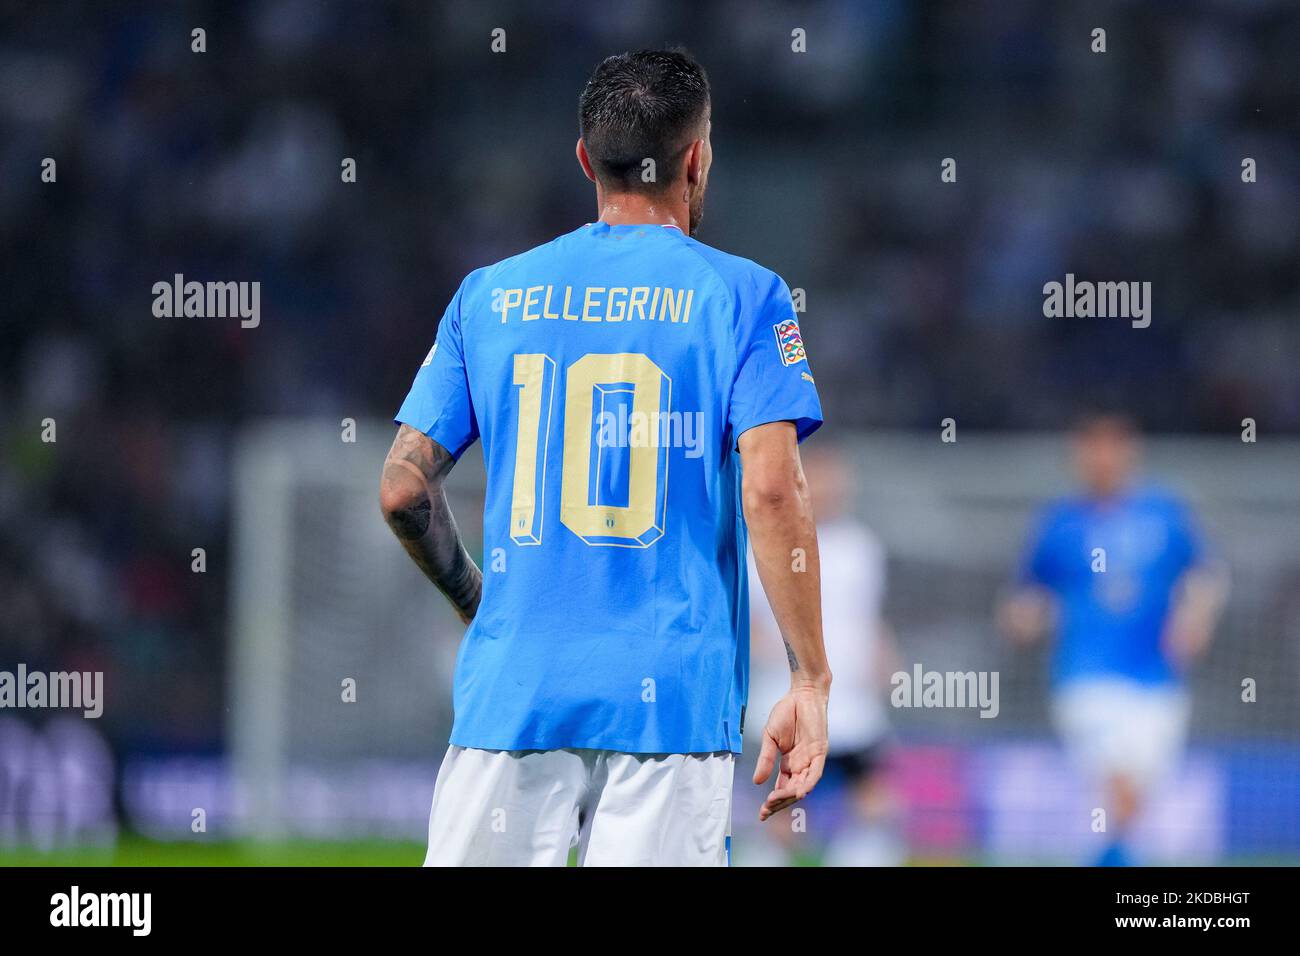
[1051,677,1191,794]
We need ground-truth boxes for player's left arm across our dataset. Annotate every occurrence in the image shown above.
[741,422,831,822]
[1162,502,1230,667]
[379,424,482,624]
[1164,562,1230,667]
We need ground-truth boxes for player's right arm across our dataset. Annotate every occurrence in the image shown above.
[385,277,482,624]
[740,421,831,821]
[998,506,1059,646]
[379,425,482,624]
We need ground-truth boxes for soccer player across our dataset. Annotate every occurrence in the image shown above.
[998,412,1228,866]
[379,49,831,866]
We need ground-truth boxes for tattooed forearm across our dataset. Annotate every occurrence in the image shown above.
[385,494,432,540]
[783,639,799,672]
[380,425,483,624]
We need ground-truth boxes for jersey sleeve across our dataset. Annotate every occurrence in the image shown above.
[1167,499,1206,573]
[1017,507,1060,590]
[394,282,479,459]
[728,272,824,447]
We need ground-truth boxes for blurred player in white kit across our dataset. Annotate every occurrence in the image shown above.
[744,444,903,867]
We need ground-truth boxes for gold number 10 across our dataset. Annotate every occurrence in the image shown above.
[511,352,671,548]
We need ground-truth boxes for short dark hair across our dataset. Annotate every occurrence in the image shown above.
[578,49,710,194]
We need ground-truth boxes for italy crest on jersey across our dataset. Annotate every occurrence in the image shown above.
[773,318,806,367]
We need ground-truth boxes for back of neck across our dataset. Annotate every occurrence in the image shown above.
[596,192,688,235]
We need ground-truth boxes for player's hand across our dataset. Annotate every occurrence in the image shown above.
[997,590,1052,646]
[1162,567,1228,670]
[1163,615,1213,671]
[753,679,829,821]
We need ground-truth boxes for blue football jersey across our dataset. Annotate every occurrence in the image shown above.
[1017,486,1204,687]
[395,222,823,754]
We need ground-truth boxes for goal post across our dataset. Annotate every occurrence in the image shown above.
[227,419,479,839]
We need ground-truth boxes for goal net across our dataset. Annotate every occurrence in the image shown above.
[228,419,484,839]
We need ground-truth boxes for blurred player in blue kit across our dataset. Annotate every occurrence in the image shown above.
[379,49,832,866]
[999,412,1228,866]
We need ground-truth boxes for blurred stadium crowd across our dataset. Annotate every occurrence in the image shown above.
[1,0,1297,792]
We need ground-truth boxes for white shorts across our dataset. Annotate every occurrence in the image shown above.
[424,746,735,866]
[1051,678,1190,792]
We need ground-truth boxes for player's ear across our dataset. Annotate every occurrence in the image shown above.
[576,138,597,183]
[685,139,704,186]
